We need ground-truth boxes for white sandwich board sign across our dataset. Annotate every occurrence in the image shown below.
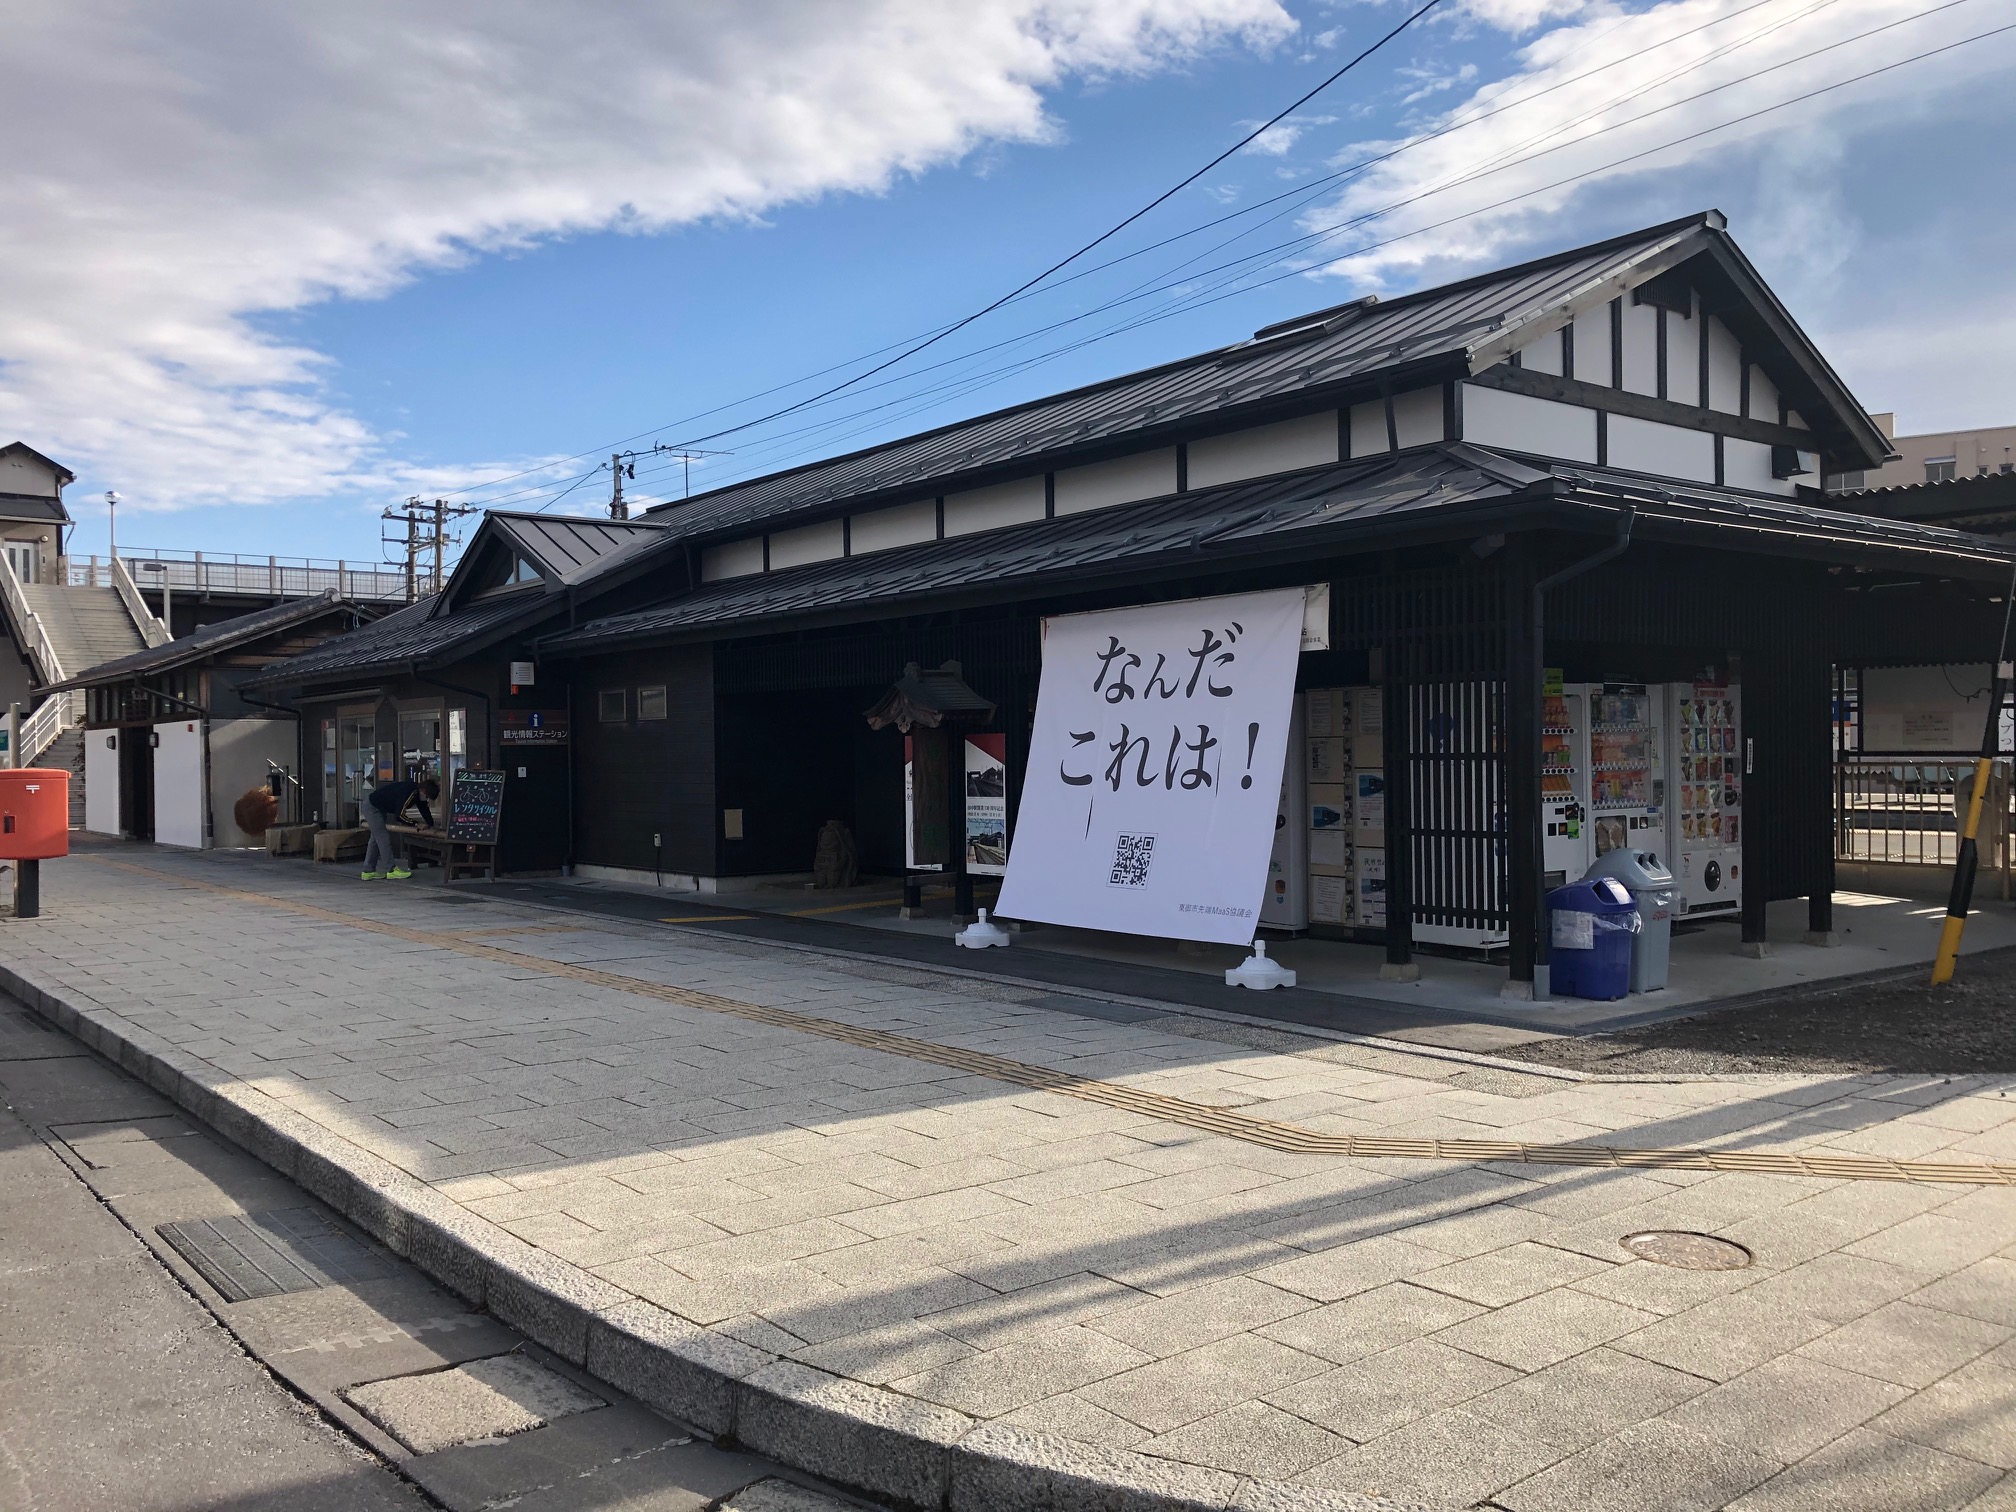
[995,587,1304,945]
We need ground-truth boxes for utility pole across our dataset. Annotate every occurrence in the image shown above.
[610,453,629,520]
[383,496,477,600]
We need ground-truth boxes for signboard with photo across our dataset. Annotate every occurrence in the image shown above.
[964,733,1009,876]
[994,587,1304,945]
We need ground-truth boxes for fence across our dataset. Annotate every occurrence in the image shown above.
[1834,756,2012,870]
[68,551,414,601]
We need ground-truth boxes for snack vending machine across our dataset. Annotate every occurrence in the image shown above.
[1541,687,1587,889]
[1587,684,1667,871]
[1666,680,1742,916]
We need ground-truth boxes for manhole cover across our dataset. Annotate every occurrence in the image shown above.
[1620,1230,1753,1271]
[157,1208,399,1301]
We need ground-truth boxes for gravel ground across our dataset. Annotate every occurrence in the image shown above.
[1502,944,2016,1075]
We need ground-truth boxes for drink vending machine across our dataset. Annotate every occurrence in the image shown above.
[1542,684,1667,888]
[1665,679,1742,917]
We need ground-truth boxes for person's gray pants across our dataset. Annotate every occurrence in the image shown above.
[361,807,397,874]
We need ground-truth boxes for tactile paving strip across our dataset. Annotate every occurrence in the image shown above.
[157,1207,400,1301]
[95,858,2016,1188]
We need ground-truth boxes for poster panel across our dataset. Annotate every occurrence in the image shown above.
[994,587,1304,945]
[964,733,1009,876]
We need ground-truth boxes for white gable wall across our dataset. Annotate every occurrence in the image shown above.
[767,518,845,569]
[1620,300,1660,396]
[1187,412,1338,488]
[1706,320,1743,414]
[849,499,937,554]
[1054,448,1177,517]
[1665,302,1702,406]
[1460,385,1597,463]
[1517,327,1564,376]
[1608,414,1716,483]
[1723,436,1798,496]
[1749,364,1780,423]
[0,451,61,498]
[944,476,1045,536]
[1571,307,1612,385]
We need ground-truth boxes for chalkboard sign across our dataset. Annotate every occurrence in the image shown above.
[445,770,505,844]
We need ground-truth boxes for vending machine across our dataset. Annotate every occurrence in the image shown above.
[1262,697,1309,930]
[1586,683,1668,872]
[1666,679,1742,916]
[1541,687,1587,890]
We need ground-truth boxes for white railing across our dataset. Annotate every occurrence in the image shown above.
[70,550,414,601]
[110,557,172,648]
[17,690,77,766]
[0,553,66,687]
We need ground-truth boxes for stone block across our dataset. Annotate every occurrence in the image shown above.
[585,1299,773,1438]
[950,1422,1235,1512]
[485,1249,631,1366]
[738,1361,970,1511]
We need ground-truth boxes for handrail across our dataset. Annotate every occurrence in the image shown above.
[18,691,75,765]
[0,553,66,687]
[110,557,172,648]
[69,550,411,601]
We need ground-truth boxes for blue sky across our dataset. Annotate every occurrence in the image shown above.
[9,0,2014,567]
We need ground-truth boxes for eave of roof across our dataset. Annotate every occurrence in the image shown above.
[541,445,2013,656]
[52,591,370,690]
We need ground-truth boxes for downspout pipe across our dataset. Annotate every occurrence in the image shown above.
[1522,502,1637,999]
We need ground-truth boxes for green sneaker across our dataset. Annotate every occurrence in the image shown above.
[386,867,413,880]
[360,871,385,880]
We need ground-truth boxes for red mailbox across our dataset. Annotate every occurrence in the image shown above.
[0,768,70,860]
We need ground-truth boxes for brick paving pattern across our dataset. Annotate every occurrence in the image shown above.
[13,847,2016,1509]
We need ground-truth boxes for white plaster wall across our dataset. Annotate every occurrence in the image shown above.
[1749,364,1780,423]
[943,476,1045,536]
[1053,448,1177,517]
[1517,327,1564,376]
[154,719,205,849]
[1571,306,1612,385]
[1347,399,1388,457]
[84,730,119,835]
[1665,305,1701,407]
[1620,299,1659,397]
[1607,414,1716,483]
[1460,384,1597,463]
[848,499,937,554]
[1722,436,1798,496]
[1393,388,1445,448]
[767,518,844,569]
[1186,413,1338,489]
[1706,319,1742,415]
[700,537,764,581]
[209,717,298,846]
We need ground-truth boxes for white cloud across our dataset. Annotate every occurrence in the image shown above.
[1295,0,2016,292]
[1240,112,1341,155]
[0,0,1292,512]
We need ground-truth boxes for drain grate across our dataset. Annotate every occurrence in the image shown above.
[156,1208,399,1301]
[1620,1230,1754,1271]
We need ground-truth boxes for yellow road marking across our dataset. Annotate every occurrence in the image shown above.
[783,897,906,916]
[84,857,2016,1188]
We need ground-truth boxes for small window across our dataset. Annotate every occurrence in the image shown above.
[1925,457,1957,484]
[2001,463,2013,475]
[598,689,626,722]
[637,685,668,721]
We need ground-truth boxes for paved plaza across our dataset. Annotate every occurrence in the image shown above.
[8,843,2016,1510]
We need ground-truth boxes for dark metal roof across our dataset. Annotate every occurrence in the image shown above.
[237,590,531,690]
[544,445,2014,654]
[0,493,70,524]
[486,513,668,585]
[53,592,373,690]
[629,211,1885,548]
[1833,472,2016,531]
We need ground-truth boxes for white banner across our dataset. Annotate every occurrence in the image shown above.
[995,587,1305,944]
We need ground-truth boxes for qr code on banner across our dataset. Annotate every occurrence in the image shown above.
[1109,832,1156,887]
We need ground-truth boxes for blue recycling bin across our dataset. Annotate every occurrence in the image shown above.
[1548,877,1640,1001]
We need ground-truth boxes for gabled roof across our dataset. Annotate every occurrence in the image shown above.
[546,445,2011,654]
[237,589,527,691]
[0,442,76,487]
[633,212,1888,548]
[53,591,374,690]
[436,510,667,611]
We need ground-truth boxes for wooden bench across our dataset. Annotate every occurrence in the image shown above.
[391,826,498,882]
[312,827,367,863]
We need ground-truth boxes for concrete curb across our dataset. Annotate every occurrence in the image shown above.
[0,958,1423,1512]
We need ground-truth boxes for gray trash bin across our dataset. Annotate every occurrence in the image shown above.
[1584,849,1676,992]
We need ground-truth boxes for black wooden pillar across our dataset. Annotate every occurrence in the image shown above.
[1739,649,1769,951]
[1504,542,1544,994]
[1380,642,1416,977]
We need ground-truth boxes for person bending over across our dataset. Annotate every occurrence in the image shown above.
[360,776,439,880]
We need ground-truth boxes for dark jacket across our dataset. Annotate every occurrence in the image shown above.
[368,780,434,828]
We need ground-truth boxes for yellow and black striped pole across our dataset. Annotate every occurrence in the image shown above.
[1932,571,2016,985]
